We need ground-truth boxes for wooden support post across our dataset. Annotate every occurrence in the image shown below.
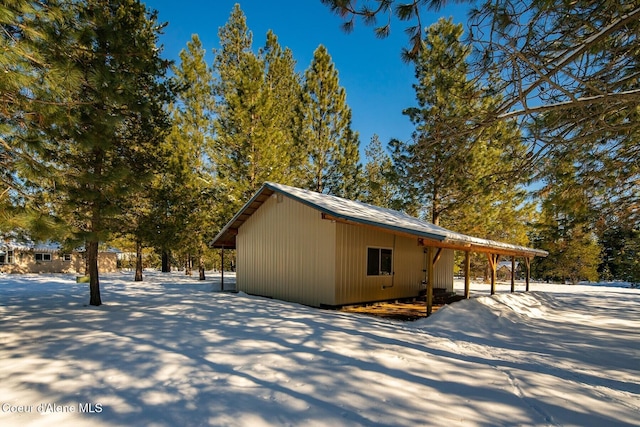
[221,246,225,292]
[510,256,516,293]
[487,253,498,295]
[525,257,531,292]
[464,251,471,299]
[426,246,434,317]
[433,248,443,265]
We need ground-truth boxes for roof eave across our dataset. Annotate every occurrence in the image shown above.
[210,182,548,258]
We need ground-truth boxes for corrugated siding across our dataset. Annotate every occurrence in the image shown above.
[335,223,431,305]
[237,194,336,307]
[433,248,454,292]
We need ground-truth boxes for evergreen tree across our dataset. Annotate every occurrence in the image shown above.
[393,18,476,225]
[531,155,602,284]
[535,223,601,285]
[213,5,302,218]
[163,34,217,280]
[597,218,639,284]
[24,0,170,305]
[116,93,171,281]
[321,0,640,139]
[212,3,255,215]
[362,134,395,208]
[260,30,304,185]
[323,0,640,231]
[0,0,81,235]
[298,44,362,198]
[394,18,531,244]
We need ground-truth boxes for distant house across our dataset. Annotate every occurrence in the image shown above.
[0,240,118,274]
[497,260,522,281]
[212,183,547,310]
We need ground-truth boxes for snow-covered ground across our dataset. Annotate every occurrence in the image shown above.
[0,272,638,426]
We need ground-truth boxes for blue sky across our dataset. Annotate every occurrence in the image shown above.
[142,0,471,154]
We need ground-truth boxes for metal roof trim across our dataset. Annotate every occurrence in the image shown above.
[210,182,548,258]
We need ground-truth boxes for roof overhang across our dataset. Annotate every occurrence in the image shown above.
[210,183,548,259]
[211,186,275,248]
[322,213,547,258]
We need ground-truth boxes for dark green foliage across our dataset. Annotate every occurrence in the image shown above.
[531,156,602,284]
[212,5,303,219]
[14,0,170,305]
[162,34,217,279]
[598,223,640,284]
[298,44,362,199]
[392,18,532,250]
[323,0,640,217]
[361,135,396,208]
[0,1,79,234]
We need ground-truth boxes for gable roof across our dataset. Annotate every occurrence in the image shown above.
[211,182,548,258]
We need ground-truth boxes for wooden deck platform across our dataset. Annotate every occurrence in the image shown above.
[341,293,465,321]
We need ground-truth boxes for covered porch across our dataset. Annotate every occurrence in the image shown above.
[418,235,546,316]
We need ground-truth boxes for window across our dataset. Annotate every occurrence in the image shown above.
[367,247,393,276]
[0,250,11,264]
[35,253,52,262]
[62,254,72,261]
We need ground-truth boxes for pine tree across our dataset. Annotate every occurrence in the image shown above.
[598,215,640,284]
[0,1,82,235]
[394,18,477,225]
[538,225,602,285]
[394,18,531,238]
[322,0,640,235]
[213,5,302,217]
[362,134,395,208]
[260,30,304,185]
[24,0,170,305]
[298,44,362,198]
[115,95,171,282]
[162,34,217,280]
[531,154,602,284]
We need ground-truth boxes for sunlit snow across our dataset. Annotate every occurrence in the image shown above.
[1,272,638,426]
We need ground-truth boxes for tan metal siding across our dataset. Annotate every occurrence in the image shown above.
[393,236,427,296]
[433,248,454,292]
[237,194,336,307]
[335,223,429,305]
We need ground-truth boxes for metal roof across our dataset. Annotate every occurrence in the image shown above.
[0,240,121,254]
[0,240,61,253]
[211,182,548,258]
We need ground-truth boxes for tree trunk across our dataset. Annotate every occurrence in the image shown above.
[185,253,192,276]
[87,240,101,306]
[431,184,440,226]
[134,239,143,281]
[199,255,206,281]
[162,250,170,272]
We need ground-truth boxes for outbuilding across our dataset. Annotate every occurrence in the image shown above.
[0,240,119,274]
[212,182,547,313]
